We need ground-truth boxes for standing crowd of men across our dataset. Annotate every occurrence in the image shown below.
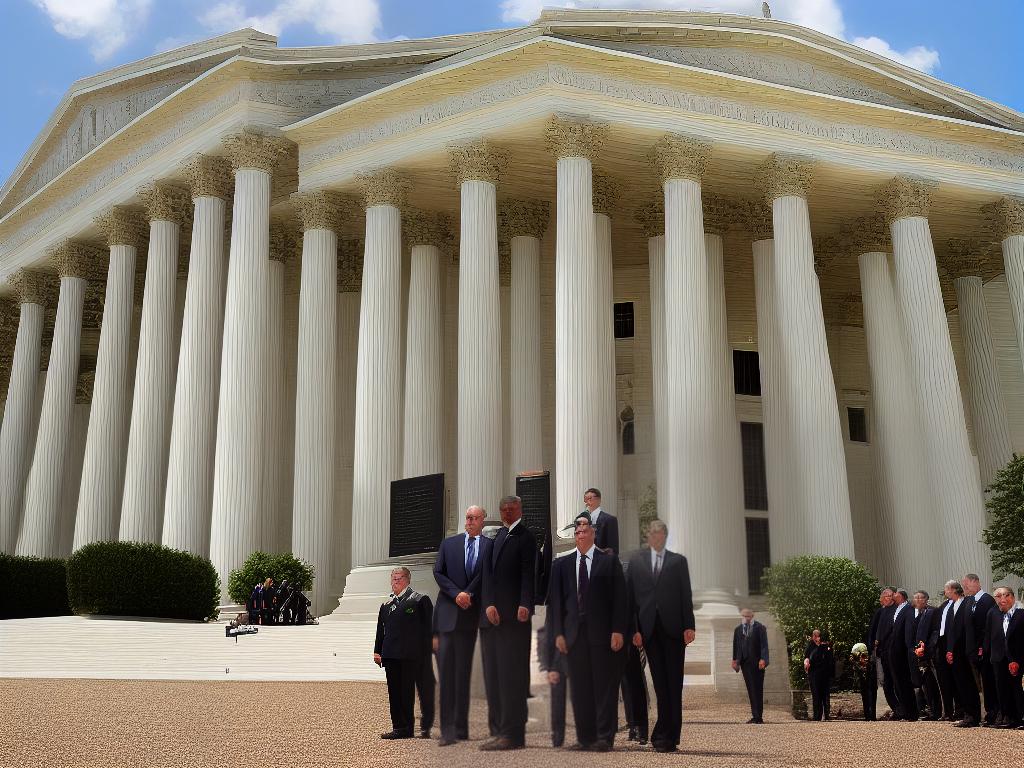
[863,578,1024,729]
[247,578,312,626]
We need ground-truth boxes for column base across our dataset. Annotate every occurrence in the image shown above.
[321,555,439,621]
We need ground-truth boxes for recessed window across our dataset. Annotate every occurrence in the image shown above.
[745,517,771,594]
[613,302,634,339]
[733,350,761,396]
[740,422,768,511]
[848,407,868,443]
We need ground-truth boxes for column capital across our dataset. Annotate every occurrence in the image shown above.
[877,175,937,223]
[95,206,148,248]
[742,199,774,241]
[498,241,511,287]
[221,127,293,174]
[982,196,1024,240]
[592,171,621,216]
[338,240,364,293]
[139,181,191,225]
[650,134,711,184]
[844,214,890,255]
[448,140,508,184]
[943,238,994,280]
[498,199,550,240]
[49,240,105,281]
[183,154,234,201]
[823,291,863,328]
[813,233,844,276]
[5,268,53,307]
[405,210,454,250]
[757,153,816,200]
[545,115,608,159]
[291,190,353,233]
[76,369,95,405]
[357,168,409,208]
[269,219,300,265]
[702,191,741,235]
[633,199,664,239]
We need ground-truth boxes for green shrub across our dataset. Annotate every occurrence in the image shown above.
[763,555,879,691]
[67,541,219,621]
[227,551,314,606]
[0,553,71,619]
[983,454,1024,582]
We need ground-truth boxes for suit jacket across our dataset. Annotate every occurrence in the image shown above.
[946,599,972,656]
[889,603,913,664]
[805,641,834,677]
[433,532,492,634]
[732,621,769,665]
[592,511,620,556]
[866,605,885,652]
[548,548,627,649]
[374,589,433,661]
[969,592,995,660]
[876,603,897,654]
[626,547,695,642]
[1006,608,1024,665]
[914,606,939,655]
[480,520,537,627]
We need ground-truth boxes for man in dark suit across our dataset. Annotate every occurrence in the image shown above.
[963,573,998,725]
[875,587,903,718]
[933,585,961,720]
[888,589,918,720]
[945,579,982,727]
[583,487,619,555]
[373,567,434,740]
[432,504,492,746]
[549,511,628,751]
[479,495,537,751]
[986,586,1024,728]
[865,587,894,722]
[626,518,695,753]
[731,608,769,724]
[909,590,941,720]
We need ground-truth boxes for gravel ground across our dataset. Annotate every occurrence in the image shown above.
[0,679,1019,768]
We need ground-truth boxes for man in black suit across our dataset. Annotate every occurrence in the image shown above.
[373,567,434,740]
[963,573,998,725]
[873,587,903,719]
[583,487,619,555]
[865,587,894,721]
[479,495,537,751]
[945,579,982,727]
[549,511,628,751]
[933,584,961,720]
[909,590,941,720]
[731,608,769,724]
[888,589,918,720]
[432,504,492,746]
[986,586,1024,728]
[626,518,695,753]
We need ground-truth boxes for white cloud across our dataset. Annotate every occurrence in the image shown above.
[32,0,152,60]
[500,1,938,73]
[200,0,381,45]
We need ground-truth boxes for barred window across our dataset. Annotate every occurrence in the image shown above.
[733,350,761,396]
[613,302,635,339]
[740,422,768,511]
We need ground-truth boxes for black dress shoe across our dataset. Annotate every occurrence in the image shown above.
[746,718,757,724]
[552,738,564,748]
[480,737,523,751]
[564,742,590,751]
[754,718,765,724]
[419,730,431,739]
[638,733,649,744]
[653,743,678,753]
[438,737,457,746]
[627,726,638,741]
[381,730,413,739]
[591,740,612,753]
[953,718,979,728]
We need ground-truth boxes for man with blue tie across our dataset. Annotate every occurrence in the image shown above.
[432,505,492,746]
[731,608,769,723]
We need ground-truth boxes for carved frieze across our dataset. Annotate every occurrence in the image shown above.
[184,154,234,201]
[982,196,1024,240]
[758,153,815,200]
[222,127,293,174]
[95,206,148,249]
[592,171,621,217]
[405,210,453,250]
[633,199,664,239]
[357,168,410,208]
[140,181,191,224]
[448,140,508,185]
[878,176,936,223]
[499,199,550,240]
[650,134,711,184]
[545,115,608,159]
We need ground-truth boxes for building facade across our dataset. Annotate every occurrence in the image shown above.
[1,11,1023,616]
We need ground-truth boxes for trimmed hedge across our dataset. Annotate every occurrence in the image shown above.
[227,551,314,606]
[67,541,220,621]
[0,553,71,619]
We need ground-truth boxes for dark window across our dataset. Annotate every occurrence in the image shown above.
[733,350,761,396]
[740,422,768,511]
[613,302,635,339]
[848,407,868,443]
[745,517,771,594]
[622,421,635,455]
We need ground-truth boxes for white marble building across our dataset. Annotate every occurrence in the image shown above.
[1,10,1023,619]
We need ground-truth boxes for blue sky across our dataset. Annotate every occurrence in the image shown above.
[1,1,1021,188]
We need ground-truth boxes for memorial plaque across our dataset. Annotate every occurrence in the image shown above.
[389,473,445,558]
[515,471,551,550]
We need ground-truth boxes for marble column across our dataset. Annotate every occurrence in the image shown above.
[984,196,1024,379]
[0,271,47,553]
[162,155,232,556]
[351,169,407,567]
[592,171,621,518]
[449,142,505,516]
[546,117,610,529]
[60,371,93,555]
[881,176,989,579]
[500,199,550,475]
[119,183,189,543]
[17,242,93,557]
[760,154,854,557]
[946,240,1013,489]
[335,246,361,594]
[857,219,937,590]
[403,211,450,479]
[651,134,732,602]
[73,208,144,548]
[291,191,343,611]
[210,128,290,594]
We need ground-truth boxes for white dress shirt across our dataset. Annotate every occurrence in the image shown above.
[506,517,521,533]
[893,601,907,622]
[1005,607,1015,637]
[939,600,954,636]
[575,544,596,590]
[590,507,603,525]
[952,596,964,617]
[650,546,666,573]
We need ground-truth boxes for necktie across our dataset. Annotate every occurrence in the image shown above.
[578,553,589,612]
[654,552,662,579]
[466,536,477,574]
[1006,610,1012,637]
[743,623,749,638]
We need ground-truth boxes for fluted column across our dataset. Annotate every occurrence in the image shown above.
[449,142,505,516]
[881,176,989,579]
[857,218,937,589]
[335,247,361,593]
[119,183,189,543]
[17,243,92,557]
[60,372,93,555]
[985,196,1024,379]
[403,211,450,478]
[592,172,621,517]
[162,156,232,555]
[546,117,609,529]
[0,272,47,553]
[501,200,549,475]
[946,240,1013,489]
[760,154,853,557]
[650,134,733,602]
[351,170,407,567]
[210,128,290,594]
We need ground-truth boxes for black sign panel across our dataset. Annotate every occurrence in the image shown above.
[515,472,551,550]
[389,473,446,558]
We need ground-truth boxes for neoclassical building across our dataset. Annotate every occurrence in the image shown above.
[1,10,1023,617]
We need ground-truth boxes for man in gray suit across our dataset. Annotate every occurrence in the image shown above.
[731,608,769,723]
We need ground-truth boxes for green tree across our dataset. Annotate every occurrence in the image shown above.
[763,555,879,691]
[982,454,1024,580]
[228,551,315,605]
